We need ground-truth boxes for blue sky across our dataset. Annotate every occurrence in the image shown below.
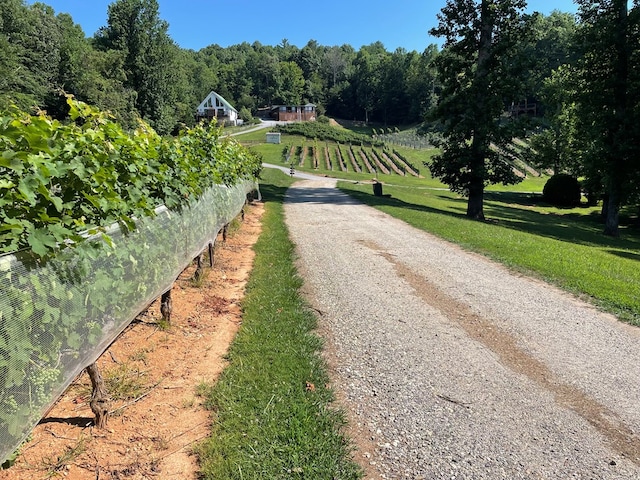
[34,0,578,52]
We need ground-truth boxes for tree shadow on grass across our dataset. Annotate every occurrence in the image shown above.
[607,249,640,262]
[341,185,640,252]
[484,192,640,250]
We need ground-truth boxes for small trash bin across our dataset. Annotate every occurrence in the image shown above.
[373,181,383,196]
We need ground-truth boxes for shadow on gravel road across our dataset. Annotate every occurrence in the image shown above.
[285,187,362,205]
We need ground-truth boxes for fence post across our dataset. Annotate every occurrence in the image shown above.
[193,253,205,282]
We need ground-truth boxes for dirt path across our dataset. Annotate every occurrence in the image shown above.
[0,203,263,480]
[284,178,640,479]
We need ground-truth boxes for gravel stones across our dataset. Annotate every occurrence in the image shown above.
[283,177,640,479]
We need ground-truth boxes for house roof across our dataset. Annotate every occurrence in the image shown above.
[269,103,316,110]
[197,91,238,113]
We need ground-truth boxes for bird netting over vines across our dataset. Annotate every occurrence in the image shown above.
[0,97,262,464]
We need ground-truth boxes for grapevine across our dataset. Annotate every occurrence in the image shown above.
[0,98,260,463]
[0,96,261,258]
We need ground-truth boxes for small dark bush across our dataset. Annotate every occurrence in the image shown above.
[543,174,582,207]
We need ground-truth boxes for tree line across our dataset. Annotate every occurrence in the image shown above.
[1,0,638,236]
[0,0,440,132]
[0,0,573,133]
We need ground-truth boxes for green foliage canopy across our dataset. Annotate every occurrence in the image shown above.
[573,0,640,236]
[0,97,261,257]
[428,0,532,219]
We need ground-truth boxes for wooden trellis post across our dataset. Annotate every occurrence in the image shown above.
[208,242,214,267]
[193,252,205,282]
[161,289,172,323]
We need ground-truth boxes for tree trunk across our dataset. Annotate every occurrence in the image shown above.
[602,0,629,238]
[603,186,621,237]
[466,180,485,220]
[464,0,492,222]
[86,363,109,429]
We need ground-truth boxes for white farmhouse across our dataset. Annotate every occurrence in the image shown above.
[195,91,239,125]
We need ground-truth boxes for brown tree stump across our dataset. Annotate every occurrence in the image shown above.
[222,224,229,243]
[86,363,109,429]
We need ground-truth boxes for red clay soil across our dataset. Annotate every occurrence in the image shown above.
[0,203,264,480]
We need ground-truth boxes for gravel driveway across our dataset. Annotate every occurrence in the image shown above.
[283,177,640,479]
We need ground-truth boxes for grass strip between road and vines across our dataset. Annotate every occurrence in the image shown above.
[196,168,363,479]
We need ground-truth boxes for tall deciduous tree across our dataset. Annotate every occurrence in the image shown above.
[574,0,639,236]
[405,45,440,122]
[0,0,61,110]
[94,0,180,133]
[353,43,387,124]
[275,61,305,105]
[429,0,532,219]
[524,11,578,104]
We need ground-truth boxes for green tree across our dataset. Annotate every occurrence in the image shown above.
[378,48,410,125]
[250,49,280,106]
[405,45,440,122]
[55,13,89,95]
[526,65,579,175]
[323,45,356,119]
[275,61,305,104]
[574,0,639,236]
[0,0,61,110]
[94,0,180,133]
[524,10,578,103]
[352,43,387,123]
[295,40,326,103]
[75,47,138,127]
[428,0,532,219]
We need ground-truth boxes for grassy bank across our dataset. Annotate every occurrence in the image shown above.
[339,181,640,325]
[197,168,362,479]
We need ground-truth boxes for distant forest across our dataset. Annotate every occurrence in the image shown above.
[2,0,640,235]
[1,0,575,135]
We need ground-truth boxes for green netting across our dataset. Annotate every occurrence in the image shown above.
[0,180,258,464]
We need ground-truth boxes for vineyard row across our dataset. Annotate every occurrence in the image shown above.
[283,143,421,177]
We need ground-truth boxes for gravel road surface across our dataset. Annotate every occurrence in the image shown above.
[283,177,640,479]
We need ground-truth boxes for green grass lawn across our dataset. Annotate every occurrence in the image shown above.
[197,168,362,479]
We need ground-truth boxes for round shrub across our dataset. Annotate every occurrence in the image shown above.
[543,174,582,207]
